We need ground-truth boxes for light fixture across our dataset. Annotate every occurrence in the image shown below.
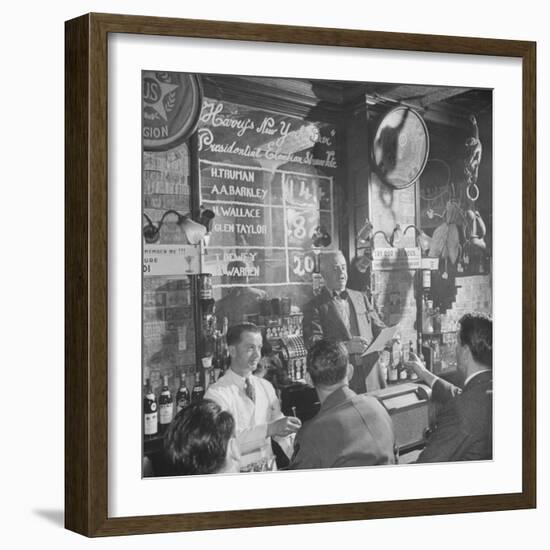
[389,224,403,247]
[356,218,373,246]
[142,209,215,245]
[404,224,432,252]
[370,224,409,249]
[372,230,391,247]
[198,207,216,232]
[142,213,161,243]
[311,225,331,248]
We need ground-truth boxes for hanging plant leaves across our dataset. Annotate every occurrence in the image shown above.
[447,223,460,264]
[445,201,463,225]
[429,222,449,258]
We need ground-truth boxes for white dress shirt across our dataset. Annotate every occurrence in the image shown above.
[205,368,293,468]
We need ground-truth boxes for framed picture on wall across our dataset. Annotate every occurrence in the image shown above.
[65,13,536,537]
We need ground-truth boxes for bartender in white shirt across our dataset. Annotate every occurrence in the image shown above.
[205,323,302,470]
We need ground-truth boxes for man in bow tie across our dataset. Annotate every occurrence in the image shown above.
[303,250,387,393]
[205,323,301,470]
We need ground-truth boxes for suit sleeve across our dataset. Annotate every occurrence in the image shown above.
[287,427,321,470]
[431,378,462,404]
[265,382,295,459]
[416,422,471,463]
[417,382,472,463]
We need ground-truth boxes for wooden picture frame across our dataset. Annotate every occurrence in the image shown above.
[65,12,536,537]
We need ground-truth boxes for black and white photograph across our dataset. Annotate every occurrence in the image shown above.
[2,0,544,545]
[141,71,493,477]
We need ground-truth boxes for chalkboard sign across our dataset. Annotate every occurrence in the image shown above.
[198,97,338,303]
[200,161,334,287]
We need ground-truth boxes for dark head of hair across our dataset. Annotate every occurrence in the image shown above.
[458,312,492,368]
[307,339,349,387]
[226,322,262,346]
[164,399,235,475]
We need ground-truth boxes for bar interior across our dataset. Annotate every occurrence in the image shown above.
[142,72,492,474]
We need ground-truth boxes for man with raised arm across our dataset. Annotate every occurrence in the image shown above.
[406,313,493,463]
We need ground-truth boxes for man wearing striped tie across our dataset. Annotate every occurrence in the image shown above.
[205,323,301,470]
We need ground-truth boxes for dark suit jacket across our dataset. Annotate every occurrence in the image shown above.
[302,287,386,393]
[288,386,397,470]
[417,370,493,463]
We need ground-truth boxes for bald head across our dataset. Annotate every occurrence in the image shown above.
[320,250,348,292]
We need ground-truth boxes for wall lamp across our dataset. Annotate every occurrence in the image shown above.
[356,218,374,246]
[354,219,403,274]
[372,224,403,248]
[312,225,332,248]
[142,208,215,245]
[404,224,432,252]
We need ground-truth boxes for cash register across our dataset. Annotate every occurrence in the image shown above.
[368,382,435,454]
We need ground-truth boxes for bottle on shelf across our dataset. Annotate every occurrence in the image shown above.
[312,250,323,296]
[143,378,158,437]
[209,368,217,387]
[175,371,190,414]
[409,340,419,380]
[422,296,434,333]
[199,274,215,323]
[199,273,213,301]
[387,343,399,384]
[422,269,431,292]
[398,340,408,381]
[158,375,173,434]
[379,350,389,384]
[432,307,442,333]
[191,369,205,403]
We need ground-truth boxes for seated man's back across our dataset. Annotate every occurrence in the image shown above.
[288,340,396,470]
[418,372,492,463]
[290,386,396,469]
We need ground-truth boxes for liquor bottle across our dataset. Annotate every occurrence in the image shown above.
[409,340,419,380]
[387,346,399,384]
[191,370,205,403]
[199,273,213,300]
[398,341,408,381]
[158,375,173,433]
[143,378,158,436]
[175,371,190,414]
[312,250,323,296]
[408,340,418,380]
[202,331,216,367]
[422,269,431,293]
[209,368,216,387]
[422,297,434,333]
[432,307,442,333]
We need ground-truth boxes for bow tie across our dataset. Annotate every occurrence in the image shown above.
[332,290,349,300]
